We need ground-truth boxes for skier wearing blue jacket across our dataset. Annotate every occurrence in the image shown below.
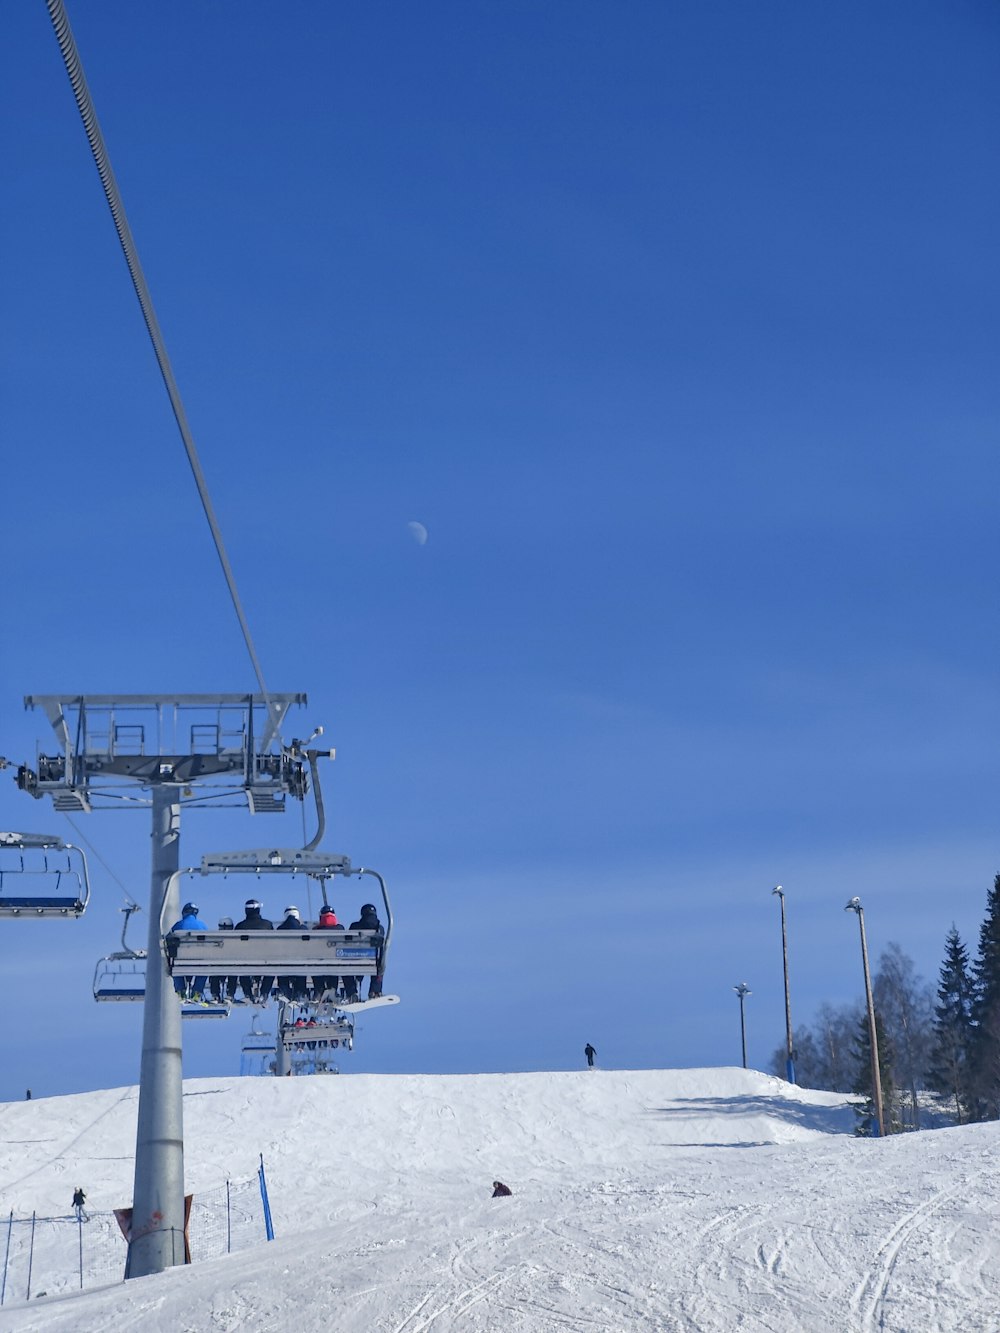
[171,902,208,999]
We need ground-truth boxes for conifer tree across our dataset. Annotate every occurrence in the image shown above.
[970,875,1000,1120]
[927,925,974,1123]
[852,1010,898,1136]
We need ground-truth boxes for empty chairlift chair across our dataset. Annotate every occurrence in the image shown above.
[0,832,91,917]
[93,903,147,1001]
[240,1015,276,1076]
[94,902,230,1017]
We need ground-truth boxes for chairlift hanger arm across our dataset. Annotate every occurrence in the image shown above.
[120,902,143,955]
[349,867,393,972]
[301,748,335,853]
[158,868,201,936]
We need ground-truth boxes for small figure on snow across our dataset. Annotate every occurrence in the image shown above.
[492,1181,512,1198]
[584,1042,596,1069]
[72,1187,88,1222]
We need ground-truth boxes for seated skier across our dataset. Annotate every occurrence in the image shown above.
[344,902,384,1000]
[235,898,274,1003]
[209,917,235,1002]
[170,902,208,999]
[276,905,306,1001]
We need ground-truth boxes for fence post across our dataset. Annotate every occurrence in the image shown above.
[78,1210,84,1288]
[1,1210,12,1305]
[26,1212,35,1301]
[258,1155,274,1241]
[226,1180,232,1254]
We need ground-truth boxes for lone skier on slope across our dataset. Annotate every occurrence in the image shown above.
[492,1181,512,1197]
[72,1187,88,1222]
[585,1043,596,1068]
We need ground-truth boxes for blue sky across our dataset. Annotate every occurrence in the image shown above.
[1,1,998,1097]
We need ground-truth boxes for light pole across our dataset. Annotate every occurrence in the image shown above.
[845,896,886,1137]
[772,886,795,1083]
[734,982,751,1069]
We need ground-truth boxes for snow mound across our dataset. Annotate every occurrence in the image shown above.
[1,1067,998,1332]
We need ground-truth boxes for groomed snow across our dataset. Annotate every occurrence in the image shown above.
[0,1067,997,1331]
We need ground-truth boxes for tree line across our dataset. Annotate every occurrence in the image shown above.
[768,873,1000,1132]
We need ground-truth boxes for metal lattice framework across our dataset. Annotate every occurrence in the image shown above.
[18,694,309,813]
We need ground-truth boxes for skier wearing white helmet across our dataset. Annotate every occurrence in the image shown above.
[277,905,305,1000]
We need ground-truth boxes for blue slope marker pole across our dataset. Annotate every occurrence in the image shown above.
[258,1155,275,1241]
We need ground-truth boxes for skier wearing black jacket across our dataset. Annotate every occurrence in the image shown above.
[236,898,273,1002]
[344,903,384,1000]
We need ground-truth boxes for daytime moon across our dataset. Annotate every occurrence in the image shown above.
[407,521,428,546]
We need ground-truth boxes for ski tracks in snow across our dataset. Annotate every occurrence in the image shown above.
[0,1088,136,1198]
[391,1270,508,1333]
[390,1207,667,1332]
[849,1173,996,1333]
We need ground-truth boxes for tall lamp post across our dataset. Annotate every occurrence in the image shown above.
[845,896,886,1137]
[772,886,795,1083]
[734,982,751,1070]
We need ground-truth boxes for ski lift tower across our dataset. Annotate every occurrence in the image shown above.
[16,693,311,1278]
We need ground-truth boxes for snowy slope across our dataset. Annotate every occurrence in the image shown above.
[0,1068,997,1332]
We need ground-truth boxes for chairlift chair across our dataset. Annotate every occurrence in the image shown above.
[93,903,146,1000]
[93,954,148,1001]
[239,1015,276,1076]
[0,832,91,917]
[162,847,394,1006]
[280,1012,354,1053]
[290,1049,339,1076]
[93,903,229,1016]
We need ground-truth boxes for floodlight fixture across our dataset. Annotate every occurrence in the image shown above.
[733,981,751,1069]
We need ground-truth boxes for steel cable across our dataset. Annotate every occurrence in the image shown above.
[44,0,279,735]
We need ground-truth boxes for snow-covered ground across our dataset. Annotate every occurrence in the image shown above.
[0,1067,997,1332]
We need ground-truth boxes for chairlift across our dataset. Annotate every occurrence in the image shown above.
[280,1011,354,1054]
[93,903,146,1000]
[0,831,91,917]
[162,847,395,1007]
[289,1048,339,1076]
[240,1014,276,1076]
[94,903,229,1017]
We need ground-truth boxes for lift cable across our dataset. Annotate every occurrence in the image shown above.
[59,812,139,909]
[44,0,279,736]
